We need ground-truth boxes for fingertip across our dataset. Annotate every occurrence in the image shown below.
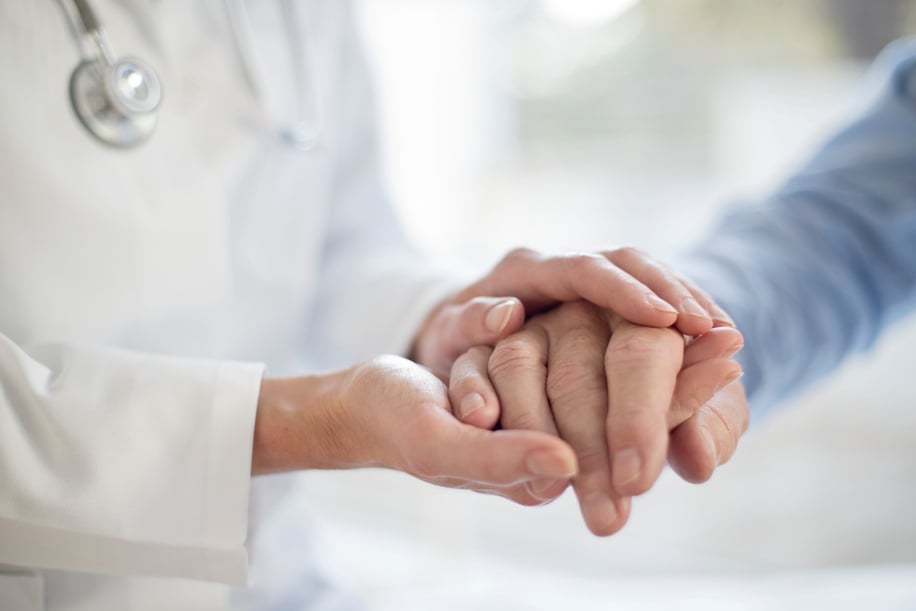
[629,295,678,328]
[712,317,737,329]
[607,415,670,495]
[682,327,744,366]
[448,344,499,427]
[582,492,630,537]
[611,450,655,497]
[484,299,515,334]
[526,439,578,479]
[711,305,737,328]
[526,477,571,501]
[644,294,678,316]
[494,297,526,338]
[458,391,501,429]
[669,425,718,484]
[674,316,714,337]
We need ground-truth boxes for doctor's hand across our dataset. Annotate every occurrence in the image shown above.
[412,247,734,380]
[447,301,748,535]
[250,355,577,502]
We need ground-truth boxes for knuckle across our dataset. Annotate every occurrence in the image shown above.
[554,301,603,326]
[566,253,604,274]
[505,246,538,264]
[502,409,547,432]
[463,344,493,366]
[605,332,671,364]
[612,245,647,261]
[546,361,605,405]
[488,335,544,377]
[573,444,611,474]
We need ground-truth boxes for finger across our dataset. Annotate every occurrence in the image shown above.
[489,325,558,436]
[682,327,744,368]
[476,480,629,528]
[469,480,571,507]
[604,318,683,497]
[448,345,500,429]
[604,247,713,336]
[418,296,526,379]
[667,357,743,429]
[668,381,750,484]
[489,325,575,502]
[456,248,679,328]
[678,275,736,328]
[539,303,624,536]
[411,410,578,488]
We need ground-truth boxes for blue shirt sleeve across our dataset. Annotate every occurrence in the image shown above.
[680,38,916,419]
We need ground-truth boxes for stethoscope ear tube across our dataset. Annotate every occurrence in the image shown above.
[72,0,101,36]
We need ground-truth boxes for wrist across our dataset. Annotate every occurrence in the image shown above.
[251,370,355,475]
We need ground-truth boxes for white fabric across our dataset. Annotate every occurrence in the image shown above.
[0,0,459,607]
[0,567,44,611]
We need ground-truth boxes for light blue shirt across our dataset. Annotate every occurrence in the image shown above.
[682,38,916,418]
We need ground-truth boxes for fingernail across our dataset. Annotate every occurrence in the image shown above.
[612,448,642,489]
[681,298,711,320]
[645,295,677,315]
[526,449,576,478]
[726,342,745,357]
[485,300,516,334]
[529,477,564,498]
[712,305,736,327]
[458,392,485,420]
[583,491,618,534]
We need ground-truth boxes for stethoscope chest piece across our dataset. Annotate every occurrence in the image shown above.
[70,56,161,148]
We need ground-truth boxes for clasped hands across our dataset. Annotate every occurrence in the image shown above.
[253,247,749,536]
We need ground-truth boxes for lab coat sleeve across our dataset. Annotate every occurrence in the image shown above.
[0,336,264,584]
[678,38,916,419]
[303,2,467,368]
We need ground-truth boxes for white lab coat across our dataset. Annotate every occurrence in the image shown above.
[0,1,459,608]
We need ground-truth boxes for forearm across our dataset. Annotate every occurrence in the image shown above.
[680,38,916,417]
[682,179,916,416]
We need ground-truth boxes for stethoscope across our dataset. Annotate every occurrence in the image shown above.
[64,0,320,150]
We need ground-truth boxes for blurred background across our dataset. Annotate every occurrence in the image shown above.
[294,1,916,608]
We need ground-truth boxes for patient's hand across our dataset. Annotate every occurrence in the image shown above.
[447,301,748,535]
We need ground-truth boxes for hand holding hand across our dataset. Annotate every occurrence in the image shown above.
[447,301,748,535]
[251,355,578,501]
[412,247,733,379]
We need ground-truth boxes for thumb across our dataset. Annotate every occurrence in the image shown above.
[413,413,578,487]
[414,296,525,379]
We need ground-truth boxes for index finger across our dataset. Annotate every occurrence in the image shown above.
[604,317,684,497]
